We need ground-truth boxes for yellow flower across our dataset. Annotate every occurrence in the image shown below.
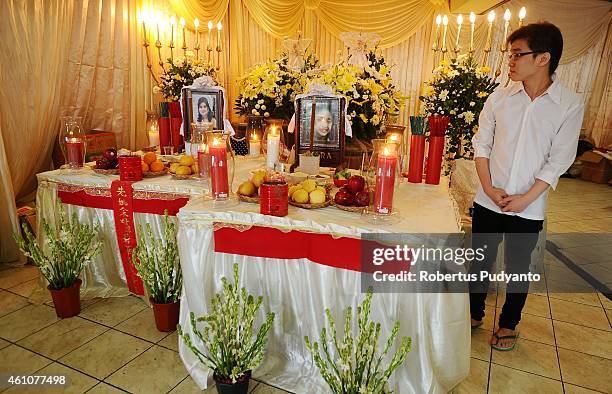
[359,114,368,123]
[423,85,435,97]
[477,91,489,98]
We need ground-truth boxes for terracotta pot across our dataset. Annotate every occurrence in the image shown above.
[150,298,180,332]
[47,279,82,318]
[214,371,251,394]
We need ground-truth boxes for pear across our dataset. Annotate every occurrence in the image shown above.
[292,189,309,204]
[238,181,256,197]
[309,189,326,204]
[302,179,317,193]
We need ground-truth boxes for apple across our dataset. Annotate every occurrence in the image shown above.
[333,178,348,188]
[354,191,370,207]
[347,175,366,193]
[95,157,111,169]
[103,148,117,161]
[334,189,354,206]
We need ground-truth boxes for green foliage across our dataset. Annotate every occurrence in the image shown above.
[419,55,498,172]
[178,264,275,382]
[133,212,182,304]
[305,291,411,393]
[13,204,101,290]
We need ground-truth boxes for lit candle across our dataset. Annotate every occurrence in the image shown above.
[485,11,495,51]
[374,145,398,214]
[469,12,476,52]
[155,12,161,43]
[207,21,213,50]
[432,14,441,50]
[147,122,160,147]
[138,12,147,43]
[170,16,176,47]
[66,138,85,169]
[216,22,222,50]
[266,127,280,169]
[180,17,186,50]
[518,7,526,27]
[502,9,511,51]
[209,137,229,199]
[249,133,261,158]
[387,133,401,145]
[455,14,463,50]
[197,143,210,179]
[194,18,200,48]
[441,15,449,52]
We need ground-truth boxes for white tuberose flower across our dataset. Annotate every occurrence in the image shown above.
[439,89,449,101]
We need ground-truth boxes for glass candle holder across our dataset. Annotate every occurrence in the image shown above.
[205,131,235,201]
[59,116,86,169]
[265,123,282,169]
[373,142,399,214]
[146,111,160,147]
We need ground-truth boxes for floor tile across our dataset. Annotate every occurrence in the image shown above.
[548,292,602,307]
[470,328,491,362]
[558,348,612,393]
[251,382,291,393]
[59,329,151,379]
[0,345,52,387]
[484,363,562,394]
[105,345,187,393]
[553,320,612,359]
[549,298,610,331]
[4,362,99,393]
[158,331,179,352]
[0,304,59,341]
[8,278,46,300]
[563,383,606,393]
[491,338,560,379]
[561,245,612,264]
[599,293,612,309]
[169,376,218,393]
[450,357,488,394]
[115,308,167,343]
[18,316,108,359]
[79,296,147,327]
[86,382,126,393]
[498,293,550,318]
[0,337,10,349]
[0,266,40,289]
[513,312,555,345]
[0,289,30,317]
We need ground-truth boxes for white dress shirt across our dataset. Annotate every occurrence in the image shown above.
[472,75,584,220]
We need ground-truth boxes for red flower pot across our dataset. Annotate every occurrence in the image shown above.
[48,279,82,318]
[214,371,251,394]
[150,298,180,332]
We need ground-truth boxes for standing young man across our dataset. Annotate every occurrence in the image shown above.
[469,22,584,350]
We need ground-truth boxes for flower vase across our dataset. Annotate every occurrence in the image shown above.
[48,279,82,318]
[150,298,180,332]
[213,371,251,394]
[58,116,86,169]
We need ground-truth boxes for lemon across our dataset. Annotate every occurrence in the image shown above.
[238,181,256,197]
[315,186,326,194]
[252,170,266,188]
[179,155,195,167]
[302,179,317,193]
[288,185,302,198]
[176,165,192,175]
[169,163,180,174]
[309,189,326,204]
[292,189,309,204]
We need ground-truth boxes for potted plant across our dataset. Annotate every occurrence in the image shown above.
[13,204,101,318]
[305,291,411,393]
[178,264,275,394]
[133,213,182,332]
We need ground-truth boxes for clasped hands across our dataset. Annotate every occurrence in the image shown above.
[485,187,530,213]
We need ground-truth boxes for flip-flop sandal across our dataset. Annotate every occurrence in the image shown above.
[471,320,483,329]
[491,332,520,351]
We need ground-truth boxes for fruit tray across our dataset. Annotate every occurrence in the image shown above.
[171,173,195,180]
[143,168,168,178]
[289,197,332,209]
[92,168,119,175]
[237,193,260,203]
[333,203,366,213]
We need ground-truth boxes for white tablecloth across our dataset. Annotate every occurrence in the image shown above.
[176,178,469,393]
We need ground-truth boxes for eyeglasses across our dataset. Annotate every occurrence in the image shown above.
[508,51,541,61]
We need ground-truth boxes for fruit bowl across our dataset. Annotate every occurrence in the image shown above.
[333,203,366,213]
[143,168,168,178]
[237,193,260,203]
[289,196,332,209]
[92,167,119,175]
[171,173,195,180]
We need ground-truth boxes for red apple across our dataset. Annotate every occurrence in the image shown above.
[333,178,348,188]
[354,191,370,207]
[347,175,366,193]
[334,189,354,206]
[103,148,117,161]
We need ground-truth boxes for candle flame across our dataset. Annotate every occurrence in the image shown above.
[436,14,442,25]
[217,22,222,31]
[457,14,463,25]
[383,147,390,156]
[194,18,200,28]
[504,9,511,21]
[170,16,176,25]
[208,20,213,30]
[442,15,449,26]
[212,137,222,146]
[251,133,258,141]
[469,12,476,24]
[180,17,186,27]
[519,7,526,20]
[487,10,495,23]
[389,134,400,142]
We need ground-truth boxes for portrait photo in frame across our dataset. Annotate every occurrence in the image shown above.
[181,87,224,140]
[294,95,346,169]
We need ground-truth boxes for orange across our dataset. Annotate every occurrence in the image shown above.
[150,161,165,172]
[141,162,150,172]
[143,152,157,165]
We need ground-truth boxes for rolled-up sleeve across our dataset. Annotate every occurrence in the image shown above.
[536,99,584,190]
[473,94,496,159]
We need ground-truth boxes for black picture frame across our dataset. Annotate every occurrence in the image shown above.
[181,87,224,140]
[293,95,346,169]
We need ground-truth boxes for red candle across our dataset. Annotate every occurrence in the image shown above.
[66,138,84,168]
[374,146,398,214]
[197,149,210,179]
[209,138,229,199]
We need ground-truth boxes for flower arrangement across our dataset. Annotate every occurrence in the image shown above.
[304,291,411,393]
[178,263,275,383]
[235,52,319,121]
[132,213,182,304]
[155,54,217,101]
[319,50,405,141]
[419,55,498,170]
[14,204,101,290]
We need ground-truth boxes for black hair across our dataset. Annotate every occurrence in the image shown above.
[507,21,563,75]
[197,97,214,122]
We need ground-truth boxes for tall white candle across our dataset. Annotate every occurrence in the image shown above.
[266,133,280,169]
[250,140,261,158]
[502,9,511,51]
[469,12,476,52]
[455,14,463,50]
[441,15,449,52]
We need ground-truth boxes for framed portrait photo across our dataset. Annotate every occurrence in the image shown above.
[294,95,346,168]
[181,87,224,140]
